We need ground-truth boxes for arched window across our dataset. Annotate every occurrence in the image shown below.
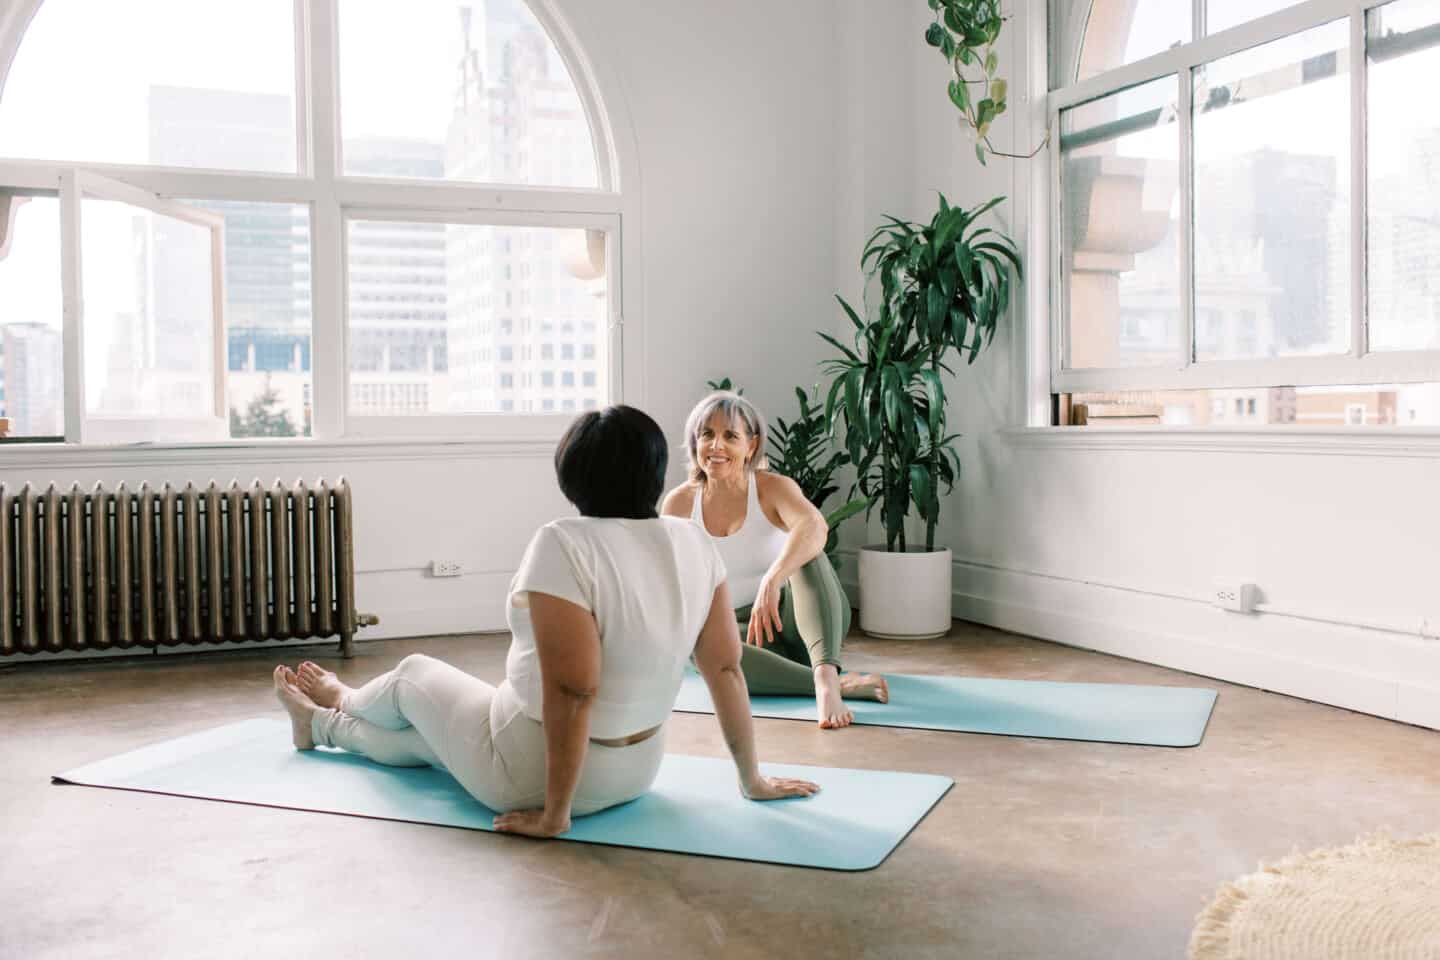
[0,0,622,443]
[1048,0,1440,426]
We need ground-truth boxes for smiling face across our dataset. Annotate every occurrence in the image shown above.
[696,410,758,483]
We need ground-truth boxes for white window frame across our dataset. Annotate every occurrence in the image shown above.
[1048,0,1440,397]
[0,168,229,443]
[63,171,228,444]
[0,0,631,447]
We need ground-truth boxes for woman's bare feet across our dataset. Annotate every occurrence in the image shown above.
[273,665,317,750]
[296,660,352,711]
[840,672,889,703]
[813,666,854,729]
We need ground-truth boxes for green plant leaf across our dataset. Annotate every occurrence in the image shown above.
[818,331,860,364]
[919,368,944,441]
[974,240,1022,278]
[949,305,969,353]
[844,367,863,437]
[881,364,901,434]
[880,214,917,236]
[962,196,1004,228]
[925,285,946,338]
[908,465,933,521]
[990,78,1007,103]
[925,21,945,46]
[943,6,964,32]
[984,51,998,76]
[835,295,864,330]
[939,261,957,301]
[975,142,987,165]
[825,497,872,529]
[948,79,970,113]
[953,238,976,285]
[824,374,847,432]
[932,204,964,253]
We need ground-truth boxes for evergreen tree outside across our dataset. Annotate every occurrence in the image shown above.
[230,379,298,438]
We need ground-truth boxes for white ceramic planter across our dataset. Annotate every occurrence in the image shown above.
[857,545,953,639]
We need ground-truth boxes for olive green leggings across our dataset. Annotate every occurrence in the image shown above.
[733,554,853,696]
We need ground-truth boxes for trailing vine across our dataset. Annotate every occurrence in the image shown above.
[924,0,1047,165]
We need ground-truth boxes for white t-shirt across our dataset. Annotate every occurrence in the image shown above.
[505,516,726,739]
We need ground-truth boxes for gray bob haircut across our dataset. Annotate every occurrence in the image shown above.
[684,390,768,483]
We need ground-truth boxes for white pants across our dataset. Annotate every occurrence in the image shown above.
[310,654,665,816]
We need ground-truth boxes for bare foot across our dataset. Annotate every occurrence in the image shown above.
[297,660,352,711]
[273,665,317,750]
[840,673,889,704]
[814,667,854,730]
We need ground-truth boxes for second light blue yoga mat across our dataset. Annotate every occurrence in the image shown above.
[673,671,1217,747]
[53,719,951,871]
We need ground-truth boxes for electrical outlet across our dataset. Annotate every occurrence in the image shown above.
[430,560,463,578]
[1212,580,1257,613]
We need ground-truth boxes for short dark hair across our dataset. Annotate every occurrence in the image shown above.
[554,405,668,519]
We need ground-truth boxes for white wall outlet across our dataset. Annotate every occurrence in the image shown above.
[1212,580,1257,613]
[430,560,463,578]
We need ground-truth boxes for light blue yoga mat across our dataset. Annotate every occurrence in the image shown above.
[674,671,1217,747]
[53,719,951,871]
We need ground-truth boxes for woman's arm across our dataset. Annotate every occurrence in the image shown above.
[492,591,600,838]
[693,580,819,801]
[748,474,828,646]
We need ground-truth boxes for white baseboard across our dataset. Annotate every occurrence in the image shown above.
[842,559,1440,732]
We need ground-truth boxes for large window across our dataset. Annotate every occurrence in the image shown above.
[1052,0,1440,426]
[0,0,619,444]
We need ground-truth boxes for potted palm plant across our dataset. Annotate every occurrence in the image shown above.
[823,194,1020,638]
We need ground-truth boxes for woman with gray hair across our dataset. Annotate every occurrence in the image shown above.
[662,391,888,729]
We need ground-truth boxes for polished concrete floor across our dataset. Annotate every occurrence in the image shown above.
[3,623,1438,960]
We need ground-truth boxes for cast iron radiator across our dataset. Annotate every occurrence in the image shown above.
[0,478,375,660]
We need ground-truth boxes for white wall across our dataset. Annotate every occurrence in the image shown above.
[871,1,1440,731]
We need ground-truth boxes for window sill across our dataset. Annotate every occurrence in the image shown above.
[0,434,559,470]
[999,426,1440,458]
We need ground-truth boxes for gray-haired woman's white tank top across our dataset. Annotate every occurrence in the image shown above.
[691,475,789,605]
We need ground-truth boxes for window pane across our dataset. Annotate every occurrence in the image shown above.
[83,199,215,417]
[0,197,63,438]
[1367,0,1440,352]
[205,202,313,438]
[1207,0,1301,37]
[1068,384,1440,425]
[1061,77,1181,368]
[339,0,598,187]
[347,221,608,415]
[1193,22,1350,362]
[1073,0,1191,82]
[0,1,295,172]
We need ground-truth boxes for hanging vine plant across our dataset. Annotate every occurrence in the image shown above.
[924,0,1046,165]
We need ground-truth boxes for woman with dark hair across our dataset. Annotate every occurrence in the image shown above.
[662,391,889,730]
[272,405,817,837]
